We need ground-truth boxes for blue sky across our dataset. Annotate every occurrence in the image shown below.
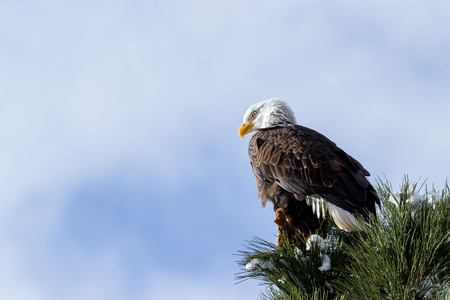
[1,1,450,299]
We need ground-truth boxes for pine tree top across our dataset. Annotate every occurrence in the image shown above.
[236,177,450,299]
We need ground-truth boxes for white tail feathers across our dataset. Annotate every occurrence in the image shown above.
[305,196,362,232]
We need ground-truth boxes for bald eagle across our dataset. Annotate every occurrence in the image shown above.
[239,98,379,239]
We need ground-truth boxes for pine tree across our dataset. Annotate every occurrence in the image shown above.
[236,178,450,299]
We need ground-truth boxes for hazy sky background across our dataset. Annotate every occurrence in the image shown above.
[1,1,449,299]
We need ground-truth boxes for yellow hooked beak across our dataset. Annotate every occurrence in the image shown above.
[238,121,253,138]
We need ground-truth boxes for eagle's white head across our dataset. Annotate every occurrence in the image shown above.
[239,98,297,138]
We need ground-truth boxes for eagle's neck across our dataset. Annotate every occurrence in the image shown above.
[261,113,296,128]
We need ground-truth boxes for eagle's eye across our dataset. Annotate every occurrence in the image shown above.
[251,111,257,118]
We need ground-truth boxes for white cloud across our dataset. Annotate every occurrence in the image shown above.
[145,270,260,300]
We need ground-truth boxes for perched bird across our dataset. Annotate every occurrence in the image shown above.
[239,98,379,241]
